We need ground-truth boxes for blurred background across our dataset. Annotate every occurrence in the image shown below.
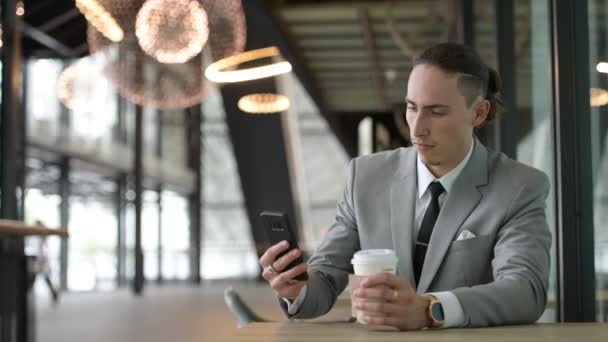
[0,0,606,341]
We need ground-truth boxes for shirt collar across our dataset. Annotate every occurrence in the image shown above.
[416,139,475,198]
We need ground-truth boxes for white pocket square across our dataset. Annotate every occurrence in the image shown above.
[456,230,477,241]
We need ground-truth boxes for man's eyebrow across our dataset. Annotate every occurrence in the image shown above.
[405,99,449,109]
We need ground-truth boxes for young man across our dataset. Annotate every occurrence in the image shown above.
[259,42,551,330]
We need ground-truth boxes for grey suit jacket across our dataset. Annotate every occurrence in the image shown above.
[283,139,551,327]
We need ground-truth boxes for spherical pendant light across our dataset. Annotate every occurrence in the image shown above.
[135,0,210,64]
[85,0,246,109]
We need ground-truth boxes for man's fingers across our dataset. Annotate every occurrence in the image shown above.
[273,248,301,272]
[355,301,402,315]
[354,286,405,302]
[270,263,308,288]
[360,315,401,328]
[360,273,410,291]
[261,268,276,281]
[259,241,290,268]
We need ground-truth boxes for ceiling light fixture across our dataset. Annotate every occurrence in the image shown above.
[57,57,112,112]
[86,0,246,109]
[238,93,290,114]
[205,47,292,83]
[76,0,124,42]
[16,2,24,16]
[135,0,210,64]
[597,62,608,74]
[57,64,78,110]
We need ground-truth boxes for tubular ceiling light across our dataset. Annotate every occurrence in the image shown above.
[238,93,290,114]
[205,47,292,83]
[135,0,210,64]
[76,0,124,42]
[597,62,608,74]
[591,88,608,107]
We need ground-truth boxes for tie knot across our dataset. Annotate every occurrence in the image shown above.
[429,181,445,199]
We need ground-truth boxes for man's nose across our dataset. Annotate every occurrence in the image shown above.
[411,112,429,137]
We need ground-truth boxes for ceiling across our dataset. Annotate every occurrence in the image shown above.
[275,1,440,113]
[14,0,540,126]
[21,0,88,58]
[16,0,531,112]
[269,0,535,113]
[16,0,463,113]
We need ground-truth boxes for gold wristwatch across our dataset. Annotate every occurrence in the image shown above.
[424,294,445,329]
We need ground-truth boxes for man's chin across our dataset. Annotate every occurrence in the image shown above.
[419,154,441,167]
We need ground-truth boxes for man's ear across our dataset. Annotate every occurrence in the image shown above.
[472,99,490,127]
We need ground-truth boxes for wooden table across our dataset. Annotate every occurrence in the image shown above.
[220,322,608,342]
[0,219,68,237]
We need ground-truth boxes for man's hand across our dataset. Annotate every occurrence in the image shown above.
[353,273,431,330]
[259,241,308,300]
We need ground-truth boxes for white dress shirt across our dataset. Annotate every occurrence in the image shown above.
[415,140,474,328]
[284,140,475,326]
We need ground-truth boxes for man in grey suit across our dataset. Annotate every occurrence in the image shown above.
[259,42,551,330]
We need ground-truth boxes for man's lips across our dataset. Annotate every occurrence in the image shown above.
[413,143,434,151]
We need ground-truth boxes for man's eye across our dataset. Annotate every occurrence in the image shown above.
[407,106,416,111]
[431,111,444,115]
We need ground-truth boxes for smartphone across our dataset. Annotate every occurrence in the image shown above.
[260,210,308,281]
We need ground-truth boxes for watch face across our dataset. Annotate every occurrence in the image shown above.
[431,302,445,321]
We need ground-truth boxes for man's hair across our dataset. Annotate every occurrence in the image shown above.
[413,42,504,123]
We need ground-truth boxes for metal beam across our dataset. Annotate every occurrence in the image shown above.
[156,110,164,284]
[461,0,475,46]
[115,173,127,287]
[115,92,128,287]
[494,0,518,158]
[1,1,22,220]
[38,8,80,33]
[133,104,144,295]
[549,0,596,322]
[58,156,70,291]
[18,56,28,221]
[358,6,387,108]
[21,22,79,58]
[156,186,163,284]
[1,1,28,341]
[186,106,202,284]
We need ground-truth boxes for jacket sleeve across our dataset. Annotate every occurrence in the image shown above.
[280,159,361,319]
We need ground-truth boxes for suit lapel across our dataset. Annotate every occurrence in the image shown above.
[416,139,489,294]
[390,148,417,285]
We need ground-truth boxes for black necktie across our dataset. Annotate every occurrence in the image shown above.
[414,181,445,286]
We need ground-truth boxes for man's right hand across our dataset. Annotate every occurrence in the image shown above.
[259,240,308,300]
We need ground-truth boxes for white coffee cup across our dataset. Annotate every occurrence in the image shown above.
[350,249,398,324]
[351,249,398,276]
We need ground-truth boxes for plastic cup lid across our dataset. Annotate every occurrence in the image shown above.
[351,249,397,265]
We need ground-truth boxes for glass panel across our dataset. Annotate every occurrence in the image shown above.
[67,169,118,291]
[588,0,608,322]
[476,0,557,322]
[513,0,557,322]
[142,190,160,280]
[200,83,257,279]
[161,190,190,280]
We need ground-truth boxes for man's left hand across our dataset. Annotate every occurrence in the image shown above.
[353,273,430,331]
